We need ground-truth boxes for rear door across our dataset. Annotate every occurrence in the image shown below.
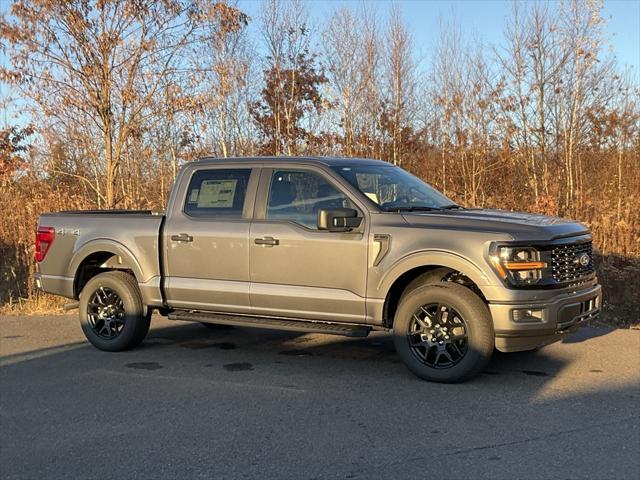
[164,166,259,313]
[249,166,369,323]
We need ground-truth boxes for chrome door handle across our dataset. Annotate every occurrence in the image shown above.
[171,233,193,242]
[254,236,279,246]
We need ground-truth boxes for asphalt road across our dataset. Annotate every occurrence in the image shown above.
[1,314,639,480]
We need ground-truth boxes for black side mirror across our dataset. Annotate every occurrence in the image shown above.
[317,208,362,232]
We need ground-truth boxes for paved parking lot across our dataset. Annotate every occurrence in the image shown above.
[1,314,639,479]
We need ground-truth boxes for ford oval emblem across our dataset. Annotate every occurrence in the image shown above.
[576,253,590,267]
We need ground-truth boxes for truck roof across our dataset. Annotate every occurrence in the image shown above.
[196,156,391,168]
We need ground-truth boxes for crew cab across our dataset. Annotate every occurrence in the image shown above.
[35,157,601,382]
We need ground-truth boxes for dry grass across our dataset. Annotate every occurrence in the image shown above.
[592,253,640,329]
[0,292,66,316]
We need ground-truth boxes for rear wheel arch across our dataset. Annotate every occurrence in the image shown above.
[71,244,142,299]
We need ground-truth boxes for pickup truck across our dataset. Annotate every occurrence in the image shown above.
[35,157,601,382]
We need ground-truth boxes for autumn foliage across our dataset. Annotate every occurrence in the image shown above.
[0,0,638,321]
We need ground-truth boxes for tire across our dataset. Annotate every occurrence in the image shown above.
[79,271,151,352]
[402,267,453,299]
[393,282,494,383]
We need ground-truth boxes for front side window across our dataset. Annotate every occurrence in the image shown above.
[331,165,458,211]
[266,170,354,229]
[184,168,251,217]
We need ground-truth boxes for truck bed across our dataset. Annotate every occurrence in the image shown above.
[36,210,165,304]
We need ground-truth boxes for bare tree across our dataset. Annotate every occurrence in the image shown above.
[323,7,366,156]
[253,0,326,155]
[384,3,415,166]
[189,2,251,158]
[1,0,246,207]
[430,17,465,195]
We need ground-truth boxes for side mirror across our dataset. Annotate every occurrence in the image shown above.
[317,208,362,232]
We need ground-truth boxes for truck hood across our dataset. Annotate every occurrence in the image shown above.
[401,208,590,242]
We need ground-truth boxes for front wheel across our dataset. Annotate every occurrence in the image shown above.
[393,283,494,383]
[79,271,151,352]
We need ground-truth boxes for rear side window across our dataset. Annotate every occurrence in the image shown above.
[184,169,251,217]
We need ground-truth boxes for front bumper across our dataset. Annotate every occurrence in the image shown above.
[489,284,602,352]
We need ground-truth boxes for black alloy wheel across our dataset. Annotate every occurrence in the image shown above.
[87,286,126,339]
[393,283,494,383]
[79,271,151,352]
[408,303,468,368]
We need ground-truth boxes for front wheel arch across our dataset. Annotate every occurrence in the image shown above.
[382,264,488,328]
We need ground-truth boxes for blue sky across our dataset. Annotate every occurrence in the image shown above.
[238,0,640,71]
[2,0,639,127]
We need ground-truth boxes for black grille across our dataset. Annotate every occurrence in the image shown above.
[550,241,594,283]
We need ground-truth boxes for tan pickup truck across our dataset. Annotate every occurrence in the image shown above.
[35,157,601,382]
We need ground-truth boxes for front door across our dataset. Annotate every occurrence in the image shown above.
[249,168,369,323]
[164,167,258,313]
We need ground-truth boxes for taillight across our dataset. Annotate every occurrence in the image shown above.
[35,226,55,262]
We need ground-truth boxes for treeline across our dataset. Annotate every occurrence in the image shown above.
[0,0,639,311]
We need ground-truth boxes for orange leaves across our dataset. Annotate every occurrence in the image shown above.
[0,125,34,179]
[205,2,249,35]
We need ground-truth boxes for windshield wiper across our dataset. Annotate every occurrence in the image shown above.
[384,206,442,212]
[440,204,464,210]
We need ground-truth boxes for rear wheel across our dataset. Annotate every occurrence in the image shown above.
[79,271,151,352]
[393,283,494,383]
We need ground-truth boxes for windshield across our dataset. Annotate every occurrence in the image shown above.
[331,165,458,212]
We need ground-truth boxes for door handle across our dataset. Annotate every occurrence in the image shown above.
[171,233,193,243]
[254,236,279,246]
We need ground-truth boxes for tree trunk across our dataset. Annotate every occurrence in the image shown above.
[104,119,117,208]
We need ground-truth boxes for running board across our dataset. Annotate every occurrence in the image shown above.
[168,311,371,338]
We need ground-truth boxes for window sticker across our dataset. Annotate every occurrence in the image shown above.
[196,179,238,208]
[188,188,199,203]
[365,192,379,203]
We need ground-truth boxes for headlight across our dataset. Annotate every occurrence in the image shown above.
[489,246,546,286]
